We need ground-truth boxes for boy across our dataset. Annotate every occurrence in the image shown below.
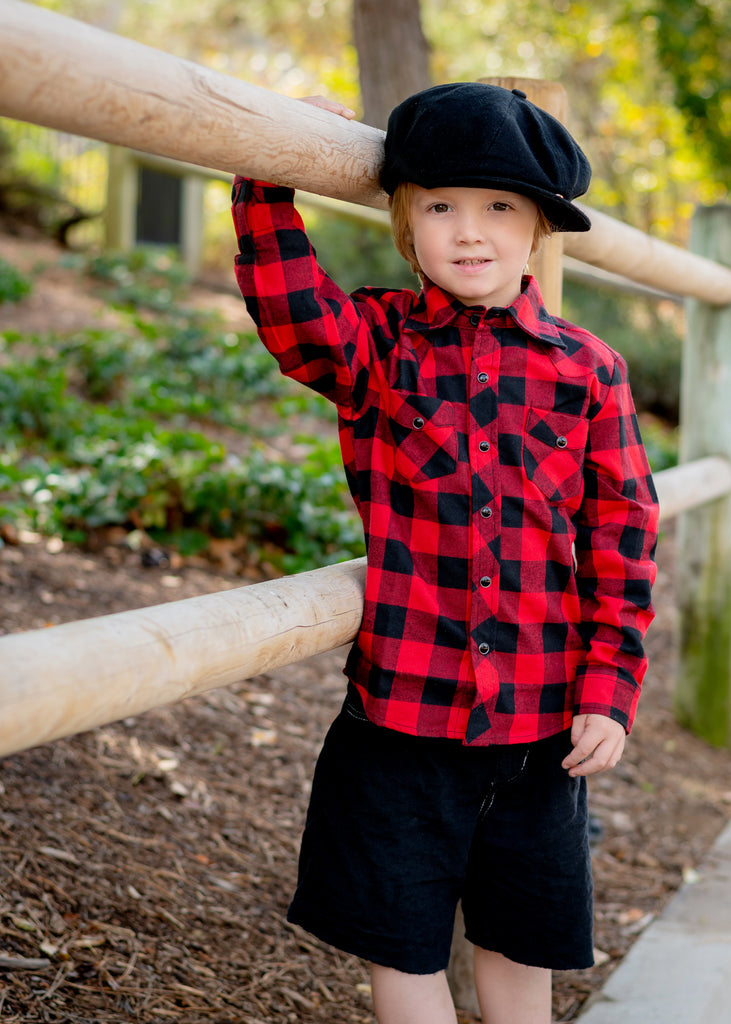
[232,82,658,1024]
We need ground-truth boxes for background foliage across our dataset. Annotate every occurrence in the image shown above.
[0,251,364,572]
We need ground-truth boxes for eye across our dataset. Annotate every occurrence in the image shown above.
[428,202,451,214]
[489,201,512,212]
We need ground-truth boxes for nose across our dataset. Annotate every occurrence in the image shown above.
[455,210,484,244]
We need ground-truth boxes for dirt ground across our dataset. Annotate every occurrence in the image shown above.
[2,233,731,1023]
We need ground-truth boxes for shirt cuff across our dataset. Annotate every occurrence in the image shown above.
[573,666,641,733]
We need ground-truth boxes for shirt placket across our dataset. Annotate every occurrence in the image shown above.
[467,317,501,732]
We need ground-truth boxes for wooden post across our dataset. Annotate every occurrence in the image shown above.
[104,146,137,251]
[180,174,205,275]
[675,205,731,746]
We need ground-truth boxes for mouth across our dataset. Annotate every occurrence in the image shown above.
[454,258,491,266]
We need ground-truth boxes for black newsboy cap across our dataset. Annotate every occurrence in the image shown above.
[381,82,592,232]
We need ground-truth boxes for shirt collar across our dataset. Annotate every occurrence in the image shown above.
[404,276,566,349]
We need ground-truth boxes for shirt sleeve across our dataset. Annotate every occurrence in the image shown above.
[573,355,659,732]
[231,176,373,416]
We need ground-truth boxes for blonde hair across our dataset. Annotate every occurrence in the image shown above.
[389,181,553,280]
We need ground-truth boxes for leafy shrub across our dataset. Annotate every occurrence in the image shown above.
[0,248,363,572]
[0,258,32,303]
[84,247,191,311]
[638,417,679,473]
[0,362,86,446]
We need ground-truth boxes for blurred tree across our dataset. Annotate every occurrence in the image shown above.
[352,0,431,127]
[652,0,730,186]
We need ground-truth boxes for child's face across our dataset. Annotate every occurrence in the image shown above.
[409,185,539,309]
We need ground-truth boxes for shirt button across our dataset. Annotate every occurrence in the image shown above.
[477,372,489,384]
[556,435,568,448]
[479,440,490,452]
[469,313,481,326]
[412,416,425,429]
[478,642,490,655]
[480,576,491,588]
[480,506,492,518]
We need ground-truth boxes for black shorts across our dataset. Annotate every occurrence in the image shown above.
[287,699,594,975]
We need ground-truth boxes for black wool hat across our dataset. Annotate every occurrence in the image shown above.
[381,82,592,232]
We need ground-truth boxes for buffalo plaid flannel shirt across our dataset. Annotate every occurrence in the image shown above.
[232,178,659,746]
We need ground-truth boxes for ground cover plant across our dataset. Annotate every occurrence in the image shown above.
[0,248,364,574]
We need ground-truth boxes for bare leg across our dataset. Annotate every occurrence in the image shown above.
[473,946,552,1024]
[370,963,459,1024]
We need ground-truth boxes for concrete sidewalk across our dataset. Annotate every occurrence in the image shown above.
[577,818,731,1023]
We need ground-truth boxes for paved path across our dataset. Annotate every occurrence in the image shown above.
[578,819,731,1023]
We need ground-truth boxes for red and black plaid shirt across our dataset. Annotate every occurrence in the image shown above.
[232,179,658,746]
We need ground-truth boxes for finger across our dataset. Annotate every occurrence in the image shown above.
[563,717,592,769]
[566,733,625,777]
[569,713,588,750]
[300,95,356,118]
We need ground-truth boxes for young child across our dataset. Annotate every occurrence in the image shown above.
[232,82,658,1024]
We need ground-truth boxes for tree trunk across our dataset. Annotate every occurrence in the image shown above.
[352,0,431,128]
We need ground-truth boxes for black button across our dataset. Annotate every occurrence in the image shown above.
[479,440,490,452]
[480,506,492,518]
[480,576,491,588]
[556,435,568,449]
[477,372,489,384]
[412,417,425,429]
[469,313,481,327]
[478,642,490,655]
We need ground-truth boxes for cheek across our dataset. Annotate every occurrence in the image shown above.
[505,225,537,262]
[411,225,433,264]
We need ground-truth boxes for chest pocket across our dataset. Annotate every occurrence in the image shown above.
[523,408,588,505]
[388,392,458,484]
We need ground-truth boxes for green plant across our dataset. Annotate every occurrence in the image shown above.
[0,258,32,303]
[0,319,364,570]
[85,247,191,311]
[639,417,679,474]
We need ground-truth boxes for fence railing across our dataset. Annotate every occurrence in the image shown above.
[1,0,731,755]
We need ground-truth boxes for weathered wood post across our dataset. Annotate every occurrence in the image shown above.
[675,205,731,746]
[446,76,568,1019]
